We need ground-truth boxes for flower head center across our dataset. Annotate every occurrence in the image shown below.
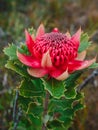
[33,32,77,67]
[35,32,69,50]
[42,32,67,45]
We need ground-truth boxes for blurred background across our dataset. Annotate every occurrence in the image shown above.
[0,0,98,130]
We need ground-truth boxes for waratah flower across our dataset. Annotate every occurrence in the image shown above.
[17,24,96,80]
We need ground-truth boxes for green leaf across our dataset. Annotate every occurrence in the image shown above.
[64,72,83,99]
[42,78,65,99]
[64,72,82,89]
[3,44,17,60]
[28,27,36,36]
[19,79,44,97]
[89,62,98,68]
[73,102,85,112]
[18,95,34,111]
[14,114,42,130]
[74,92,84,101]
[27,102,43,118]
[78,33,91,52]
[62,118,72,130]
[47,119,63,129]
[18,43,29,55]
[59,102,84,122]
[5,60,30,78]
[61,109,74,119]
[50,92,84,113]
[65,87,77,99]
[28,114,42,128]
[49,98,74,112]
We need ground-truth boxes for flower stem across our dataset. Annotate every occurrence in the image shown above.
[42,90,50,130]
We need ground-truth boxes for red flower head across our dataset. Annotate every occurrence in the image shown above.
[17,24,96,80]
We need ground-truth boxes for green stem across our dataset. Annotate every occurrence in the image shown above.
[42,90,50,130]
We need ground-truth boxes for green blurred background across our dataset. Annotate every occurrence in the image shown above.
[0,0,98,130]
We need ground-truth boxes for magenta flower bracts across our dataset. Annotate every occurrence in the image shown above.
[17,24,96,80]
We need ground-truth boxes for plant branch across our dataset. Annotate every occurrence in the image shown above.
[42,90,50,130]
[77,69,98,92]
[13,90,19,122]
[13,89,22,130]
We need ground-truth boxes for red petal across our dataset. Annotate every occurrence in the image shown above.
[68,57,96,73]
[17,51,40,68]
[49,64,68,79]
[36,24,45,38]
[41,51,52,67]
[27,68,48,78]
[49,67,64,78]
[71,28,81,47]
[76,50,87,60]
[25,30,35,54]
[55,70,69,81]
[65,31,71,38]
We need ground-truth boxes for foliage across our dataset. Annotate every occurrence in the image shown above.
[79,33,91,52]
[3,26,98,130]
[1,1,98,130]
